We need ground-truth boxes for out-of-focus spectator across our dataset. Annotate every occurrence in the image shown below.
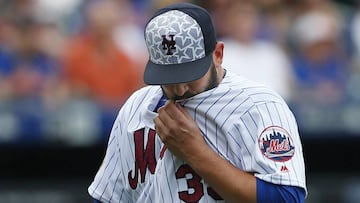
[62,0,143,109]
[0,0,66,104]
[33,0,82,25]
[0,16,17,101]
[201,0,229,39]
[152,0,193,11]
[113,0,148,67]
[256,0,293,48]
[0,0,68,142]
[346,2,360,103]
[351,3,360,61]
[219,0,294,100]
[290,4,349,105]
[10,19,63,101]
[292,0,342,17]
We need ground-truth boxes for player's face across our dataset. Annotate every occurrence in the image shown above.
[161,63,219,101]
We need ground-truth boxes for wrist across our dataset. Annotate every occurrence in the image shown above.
[185,143,219,174]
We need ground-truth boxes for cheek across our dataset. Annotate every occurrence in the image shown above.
[189,71,214,91]
[187,81,207,94]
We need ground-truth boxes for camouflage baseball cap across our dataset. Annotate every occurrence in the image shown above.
[143,3,217,85]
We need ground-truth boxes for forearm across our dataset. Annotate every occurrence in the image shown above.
[185,144,256,203]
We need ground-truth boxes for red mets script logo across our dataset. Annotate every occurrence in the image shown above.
[258,126,295,162]
[128,128,157,189]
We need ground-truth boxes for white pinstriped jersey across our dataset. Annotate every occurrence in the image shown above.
[88,71,307,203]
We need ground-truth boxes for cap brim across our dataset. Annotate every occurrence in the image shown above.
[144,54,213,85]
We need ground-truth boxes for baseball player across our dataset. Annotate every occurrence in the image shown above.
[89,3,307,203]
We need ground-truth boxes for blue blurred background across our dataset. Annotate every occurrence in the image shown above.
[0,0,359,202]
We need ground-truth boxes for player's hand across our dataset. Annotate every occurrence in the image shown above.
[154,100,208,161]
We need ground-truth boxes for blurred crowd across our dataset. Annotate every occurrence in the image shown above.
[0,0,359,146]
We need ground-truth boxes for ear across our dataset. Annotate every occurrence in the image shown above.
[212,42,224,67]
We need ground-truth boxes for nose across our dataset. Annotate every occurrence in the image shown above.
[171,83,189,97]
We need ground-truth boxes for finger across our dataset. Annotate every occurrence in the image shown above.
[157,104,175,126]
[174,102,192,119]
[160,100,186,121]
[154,116,167,140]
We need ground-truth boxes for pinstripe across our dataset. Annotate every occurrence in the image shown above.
[204,89,231,125]
[245,86,283,101]
[124,125,135,167]
[265,102,286,184]
[115,169,125,202]
[272,102,283,125]
[129,87,161,132]
[100,155,120,199]
[201,89,231,156]
[239,117,271,173]
[117,134,129,201]
[201,128,223,157]
[109,140,126,202]
[217,92,246,129]
[163,155,173,203]
[92,136,117,194]
[273,103,291,185]
[279,104,301,184]
[244,105,258,130]
[272,103,286,184]
[227,128,247,169]
[264,103,282,178]
[215,123,221,154]
[128,88,151,125]
[262,103,282,175]
[276,105,300,187]
[265,103,275,124]
[89,72,307,203]
[202,90,249,162]
[239,110,269,173]
[190,90,208,121]
[254,104,277,183]
[241,106,270,173]
[255,105,266,128]
[143,181,153,202]
[230,123,250,157]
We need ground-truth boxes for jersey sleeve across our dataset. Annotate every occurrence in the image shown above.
[88,86,161,203]
[88,114,126,202]
[256,178,305,203]
[233,100,307,192]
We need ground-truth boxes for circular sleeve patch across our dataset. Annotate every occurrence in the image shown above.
[258,126,295,162]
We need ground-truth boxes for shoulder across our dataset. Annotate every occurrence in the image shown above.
[223,70,286,104]
[124,86,161,106]
[114,85,161,120]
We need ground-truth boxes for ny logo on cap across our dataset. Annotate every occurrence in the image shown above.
[161,35,176,55]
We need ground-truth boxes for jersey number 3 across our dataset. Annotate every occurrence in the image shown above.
[176,164,224,202]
